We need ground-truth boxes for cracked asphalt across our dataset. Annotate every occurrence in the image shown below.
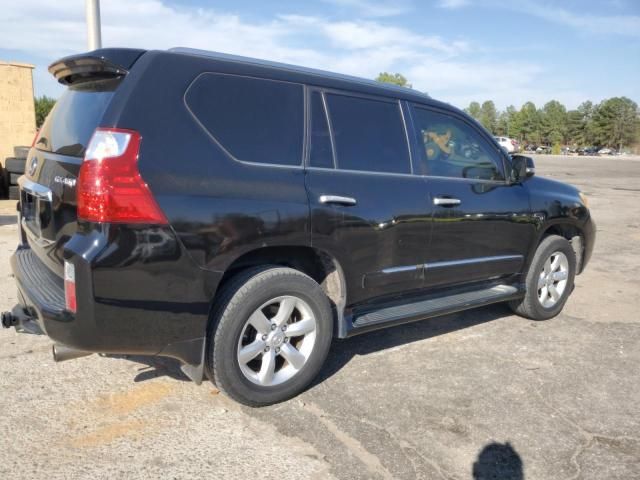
[1,154,639,479]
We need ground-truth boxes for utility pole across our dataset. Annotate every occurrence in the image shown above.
[86,0,102,50]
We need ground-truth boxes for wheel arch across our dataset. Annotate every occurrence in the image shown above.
[537,221,586,274]
[213,245,348,337]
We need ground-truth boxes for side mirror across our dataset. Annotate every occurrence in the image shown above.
[510,155,535,182]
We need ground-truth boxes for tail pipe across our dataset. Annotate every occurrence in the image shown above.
[52,344,92,362]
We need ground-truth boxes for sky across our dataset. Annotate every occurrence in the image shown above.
[0,0,638,110]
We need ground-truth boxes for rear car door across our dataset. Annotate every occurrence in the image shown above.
[408,104,534,288]
[306,89,433,306]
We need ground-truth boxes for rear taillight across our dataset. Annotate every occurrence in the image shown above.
[64,261,77,313]
[78,128,167,224]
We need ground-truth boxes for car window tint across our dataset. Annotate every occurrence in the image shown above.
[325,94,410,174]
[309,92,334,168]
[186,74,303,166]
[411,107,505,181]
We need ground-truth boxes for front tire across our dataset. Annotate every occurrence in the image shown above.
[510,235,576,320]
[208,266,333,406]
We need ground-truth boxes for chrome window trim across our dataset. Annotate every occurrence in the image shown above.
[305,166,506,184]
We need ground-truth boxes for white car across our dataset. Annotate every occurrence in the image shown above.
[494,136,518,153]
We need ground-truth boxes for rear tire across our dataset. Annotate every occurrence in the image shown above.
[8,186,20,200]
[509,235,576,320]
[13,146,30,159]
[208,266,333,406]
[5,157,26,174]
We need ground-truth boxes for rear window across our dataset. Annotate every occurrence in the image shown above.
[35,78,118,157]
[324,93,410,174]
[185,73,304,166]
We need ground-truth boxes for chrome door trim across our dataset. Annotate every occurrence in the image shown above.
[381,264,420,274]
[425,254,523,269]
[379,254,523,275]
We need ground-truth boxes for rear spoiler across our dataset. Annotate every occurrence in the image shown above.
[48,48,146,86]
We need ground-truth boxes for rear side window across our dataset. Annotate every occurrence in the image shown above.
[36,78,118,157]
[325,93,410,174]
[186,74,303,166]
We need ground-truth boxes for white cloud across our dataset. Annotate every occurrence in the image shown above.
[0,0,592,109]
[438,0,471,9]
[489,0,640,37]
[321,0,410,17]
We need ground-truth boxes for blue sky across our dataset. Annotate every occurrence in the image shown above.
[1,0,638,110]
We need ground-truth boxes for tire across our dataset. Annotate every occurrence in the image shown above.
[8,186,20,200]
[5,157,26,174]
[208,266,333,406]
[509,235,576,320]
[13,146,30,159]
[10,173,21,185]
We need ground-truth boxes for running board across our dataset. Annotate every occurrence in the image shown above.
[349,285,520,336]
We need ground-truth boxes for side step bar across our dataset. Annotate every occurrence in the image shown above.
[348,284,521,336]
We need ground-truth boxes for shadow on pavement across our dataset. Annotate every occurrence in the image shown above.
[472,441,524,480]
[112,303,513,387]
[0,214,17,227]
[105,354,191,383]
[315,303,513,385]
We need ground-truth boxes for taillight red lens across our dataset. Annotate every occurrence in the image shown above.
[78,128,167,224]
[64,261,77,313]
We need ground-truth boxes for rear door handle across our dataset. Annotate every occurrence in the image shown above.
[433,196,461,207]
[319,195,357,206]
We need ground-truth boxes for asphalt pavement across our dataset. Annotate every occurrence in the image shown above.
[1,155,638,479]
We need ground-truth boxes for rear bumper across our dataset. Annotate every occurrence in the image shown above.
[9,224,221,369]
[10,248,70,336]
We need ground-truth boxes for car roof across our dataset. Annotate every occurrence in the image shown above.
[168,47,451,109]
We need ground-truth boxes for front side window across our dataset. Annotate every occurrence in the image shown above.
[185,74,303,166]
[411,106,505,181]
[325,93,410,174]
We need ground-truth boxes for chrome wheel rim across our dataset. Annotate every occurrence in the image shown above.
[537,251,569,308]
[237,296,317,387]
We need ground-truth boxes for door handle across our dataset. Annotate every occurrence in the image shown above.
[319,195,357,206]
[433,197,461,206]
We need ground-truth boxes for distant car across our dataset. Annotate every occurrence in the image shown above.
[535,145,552,154]
[598,148,612,155]
[578,147,599,156]
[494,136,518,153]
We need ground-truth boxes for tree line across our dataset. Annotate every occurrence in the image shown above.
[464,98,639,151]
[375,72,640,152]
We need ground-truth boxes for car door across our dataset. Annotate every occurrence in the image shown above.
[306,89,433,306]
[408,104,535,288]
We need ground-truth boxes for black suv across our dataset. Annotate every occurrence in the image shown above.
[3,48,595,406]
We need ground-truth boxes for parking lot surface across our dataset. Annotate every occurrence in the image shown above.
[1,155,639,479]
